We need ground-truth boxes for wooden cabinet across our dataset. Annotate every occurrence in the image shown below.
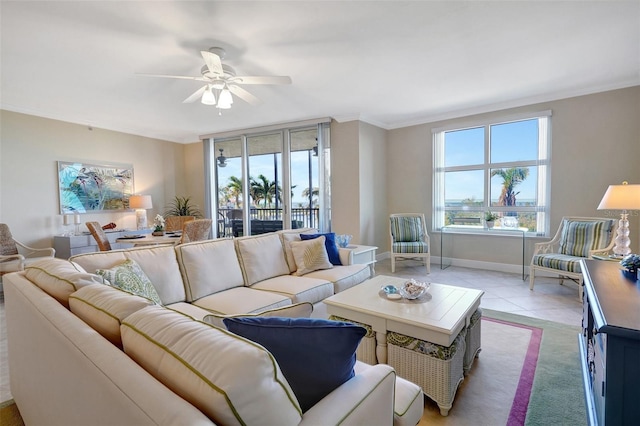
[580,259,640,426]
[54,229,149,258]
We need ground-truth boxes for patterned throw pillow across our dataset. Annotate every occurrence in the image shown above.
[299,232,342,265]
[290,236,333,276]
[391,216,424,243]
[96,259,162,305]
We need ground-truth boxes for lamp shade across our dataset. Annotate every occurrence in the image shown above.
[597,183,640,210]
[129,195,153,210]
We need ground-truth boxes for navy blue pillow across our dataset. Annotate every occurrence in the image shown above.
[300,232,342,265]
[223,316,366,412]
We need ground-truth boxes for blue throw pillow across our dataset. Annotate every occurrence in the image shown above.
[223,316,366,412]
[300,232,342,265]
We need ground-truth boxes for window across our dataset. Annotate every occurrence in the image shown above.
[433,111,551,235]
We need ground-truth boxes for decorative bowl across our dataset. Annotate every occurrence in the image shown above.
[335,234,353,248]
[398,279,430,300]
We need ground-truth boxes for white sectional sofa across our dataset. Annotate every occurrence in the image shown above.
[5,229,424,425]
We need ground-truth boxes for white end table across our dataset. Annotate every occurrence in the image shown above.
[344,244,378,277]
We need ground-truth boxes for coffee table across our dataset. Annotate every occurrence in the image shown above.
[324,275,483,415]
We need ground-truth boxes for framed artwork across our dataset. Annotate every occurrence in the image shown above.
[57,161,134,214]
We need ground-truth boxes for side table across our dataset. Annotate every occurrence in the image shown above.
[344,244,378,277]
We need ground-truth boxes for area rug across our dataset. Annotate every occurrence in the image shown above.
[418,309,585,426]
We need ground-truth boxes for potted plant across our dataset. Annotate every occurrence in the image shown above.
[620,254,640,280]
[163,196,203,218]
[152,214,165,236]
[485,212,499,228]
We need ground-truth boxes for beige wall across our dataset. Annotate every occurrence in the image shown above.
[0,110,189,248]
[386,86,640,269]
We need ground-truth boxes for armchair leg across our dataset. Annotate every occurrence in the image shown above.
[391,256,396,273]
[529,270,536,290]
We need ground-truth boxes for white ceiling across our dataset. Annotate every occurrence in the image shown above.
[2,1,639,144]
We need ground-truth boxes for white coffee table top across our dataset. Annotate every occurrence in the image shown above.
[324,275,483,346]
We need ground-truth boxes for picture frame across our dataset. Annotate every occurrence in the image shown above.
[57,160,134,214]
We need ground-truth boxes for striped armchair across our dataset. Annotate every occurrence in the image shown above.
[529,217,617,300]
[389,213,430,274]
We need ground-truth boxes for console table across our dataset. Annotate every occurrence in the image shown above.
[579,259,640,425]
[440,225,527,280]
[53,229,149,258]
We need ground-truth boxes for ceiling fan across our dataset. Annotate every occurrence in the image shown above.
[138,47,292,112]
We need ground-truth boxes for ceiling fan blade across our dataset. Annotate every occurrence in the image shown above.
[201,51,224,76]
[228,85,261,106]
[234,75,292,85]
[136,73,209,82]
[183,85,207,103]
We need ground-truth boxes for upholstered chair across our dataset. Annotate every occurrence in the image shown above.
[86,221,112,251]
[165,216,195,233]
[530,216,617,300]
[0,223,55,274]
[389,213,431,274]
[180,219,212,244]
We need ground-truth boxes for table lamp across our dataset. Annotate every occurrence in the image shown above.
[129,195,153,230]
[597,181,640,257]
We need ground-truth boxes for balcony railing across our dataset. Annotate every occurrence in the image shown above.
[218,207,320,236]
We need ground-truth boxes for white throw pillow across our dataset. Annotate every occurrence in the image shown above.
[290,236,333,276]
[121,306,302,426]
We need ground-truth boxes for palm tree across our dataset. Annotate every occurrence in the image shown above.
[250,174,276,207]
[302,187,319,207]
[225,176,243,207]
[491,167,530,206]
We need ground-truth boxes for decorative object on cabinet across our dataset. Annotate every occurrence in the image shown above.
[579,259,640,425]
[129,195,153,230]
[86,222,112,251]
[484,211,499,229]
[529,217,617,300]
[597,181,640,257]
[57,160,133,214]
[0,223,55,275]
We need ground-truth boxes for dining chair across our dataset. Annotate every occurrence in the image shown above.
[180,219,213,244]
[0,223,55,275]
[164,215,195,233]
[86,221,112,251]
[389,213,431,274]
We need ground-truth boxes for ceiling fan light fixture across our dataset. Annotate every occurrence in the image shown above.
[201,86,216,105]
[218,88,233,109]
[217,148,227,167]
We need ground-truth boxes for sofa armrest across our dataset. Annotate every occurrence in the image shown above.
[299,363,396,425]
[338,247,353,265]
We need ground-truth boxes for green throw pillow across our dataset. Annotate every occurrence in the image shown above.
[96,259,162,305]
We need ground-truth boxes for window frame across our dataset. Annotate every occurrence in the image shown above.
[432,110,552,236]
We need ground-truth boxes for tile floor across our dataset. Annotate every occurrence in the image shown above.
[0,259,583,403]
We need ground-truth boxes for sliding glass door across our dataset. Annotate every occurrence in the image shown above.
[205,121,330,238]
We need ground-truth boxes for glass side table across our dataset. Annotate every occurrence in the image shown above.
[440,225,528,280]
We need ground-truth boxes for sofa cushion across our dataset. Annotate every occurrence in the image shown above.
[203,302,314,328]
[559,219,615,257]
[70,245,186,305]
[223,316,366,413]
[69,284,154,348]
[24,257,103,308]
[95,259,162,305]
[122,306,302,426]
[281,232,302,273]
[175,238,245,301]
[300,232,342,265]
[192,286,292,315]
[303,263,371,293]
[250,275,334,305]
[235,233,290,286]
[290,236,333,276]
